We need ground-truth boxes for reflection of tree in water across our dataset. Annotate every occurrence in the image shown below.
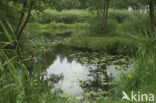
[48,73,64,95]
[22,44,75,72]
[21,46,57,72]
[54,45,74,63]
[42,44,129,70]
[38,44,75,70]
[79,64,112,99]
[41,49,57,69]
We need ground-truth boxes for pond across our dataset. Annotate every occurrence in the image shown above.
[43,45,130,100]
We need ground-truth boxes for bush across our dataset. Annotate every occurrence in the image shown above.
[31,9,90,24]
[108,9,140,23]
[108,10,130,23]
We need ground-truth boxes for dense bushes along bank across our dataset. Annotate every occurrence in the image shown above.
[30,9,150,25]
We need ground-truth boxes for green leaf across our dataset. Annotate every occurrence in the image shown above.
[0,21,13,42]
[0,84,15,92]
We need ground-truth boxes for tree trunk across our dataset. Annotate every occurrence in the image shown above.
[15,0,27,37]
[102,0,110,31]
[97,8,100,17]
[17,0,33,40]
[149,0,155,33]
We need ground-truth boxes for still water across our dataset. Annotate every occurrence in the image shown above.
[45,45,130,99]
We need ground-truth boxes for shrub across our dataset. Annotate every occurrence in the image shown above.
[108,9,140,23]
[31,9,91,24]
[108,10,130,23]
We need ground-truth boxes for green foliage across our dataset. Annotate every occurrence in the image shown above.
[52,0,80,10]
[68,34,136,54]
[24,22,87,38]
[117,32,156,94]
[0,59,51,103]
[49,0,88,10]
[31,9,90,24]
[0,0,156,101]
[0,21,76,103]
[111,0,147,10]
[89,17,118,36]
[119,14,151,33]
[108,9,134,23]
[0,2,20,28]
[0,20,17,48]
[31,9,152,35]
[88,9,151,36]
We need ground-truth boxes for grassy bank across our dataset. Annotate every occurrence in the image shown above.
[24,22,137,55]
[67,34,136,54]
[116,34,156,102]
[26,9,150,55]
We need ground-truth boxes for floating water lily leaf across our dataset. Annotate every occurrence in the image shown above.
[96,97,101,100]
[103,83,108,85]
[89,91,96,95]
[97,72,102,74]
[76,96,82,100]
[102,70,106,72]
[101,79,106,82]
[72,76,80,78]
[55,84,60,87]
[102,91,108,94]
[64,91,70,94]
[64,78,70,80]
[81,78,89,82]
[68,86,73,88]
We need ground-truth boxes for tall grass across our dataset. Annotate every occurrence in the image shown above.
[119,14,151,34]
[0,21,46,103]
[0,21,75,103]
[117,32,156,95]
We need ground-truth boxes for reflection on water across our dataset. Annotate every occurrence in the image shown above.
[47,56,90,96]
[45,45,130,99]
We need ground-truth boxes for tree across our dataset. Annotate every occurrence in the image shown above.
[0,0,49,40]
[102,0,110,30]
[111,0,144,10]
[49,0,81,11]
[88,0,111,30]
[15,0,33,40]
[149,0,155,32]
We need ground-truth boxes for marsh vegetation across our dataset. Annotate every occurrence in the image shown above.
[0,0,156,103]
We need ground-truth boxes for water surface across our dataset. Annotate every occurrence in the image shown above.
[45,45,130,99]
